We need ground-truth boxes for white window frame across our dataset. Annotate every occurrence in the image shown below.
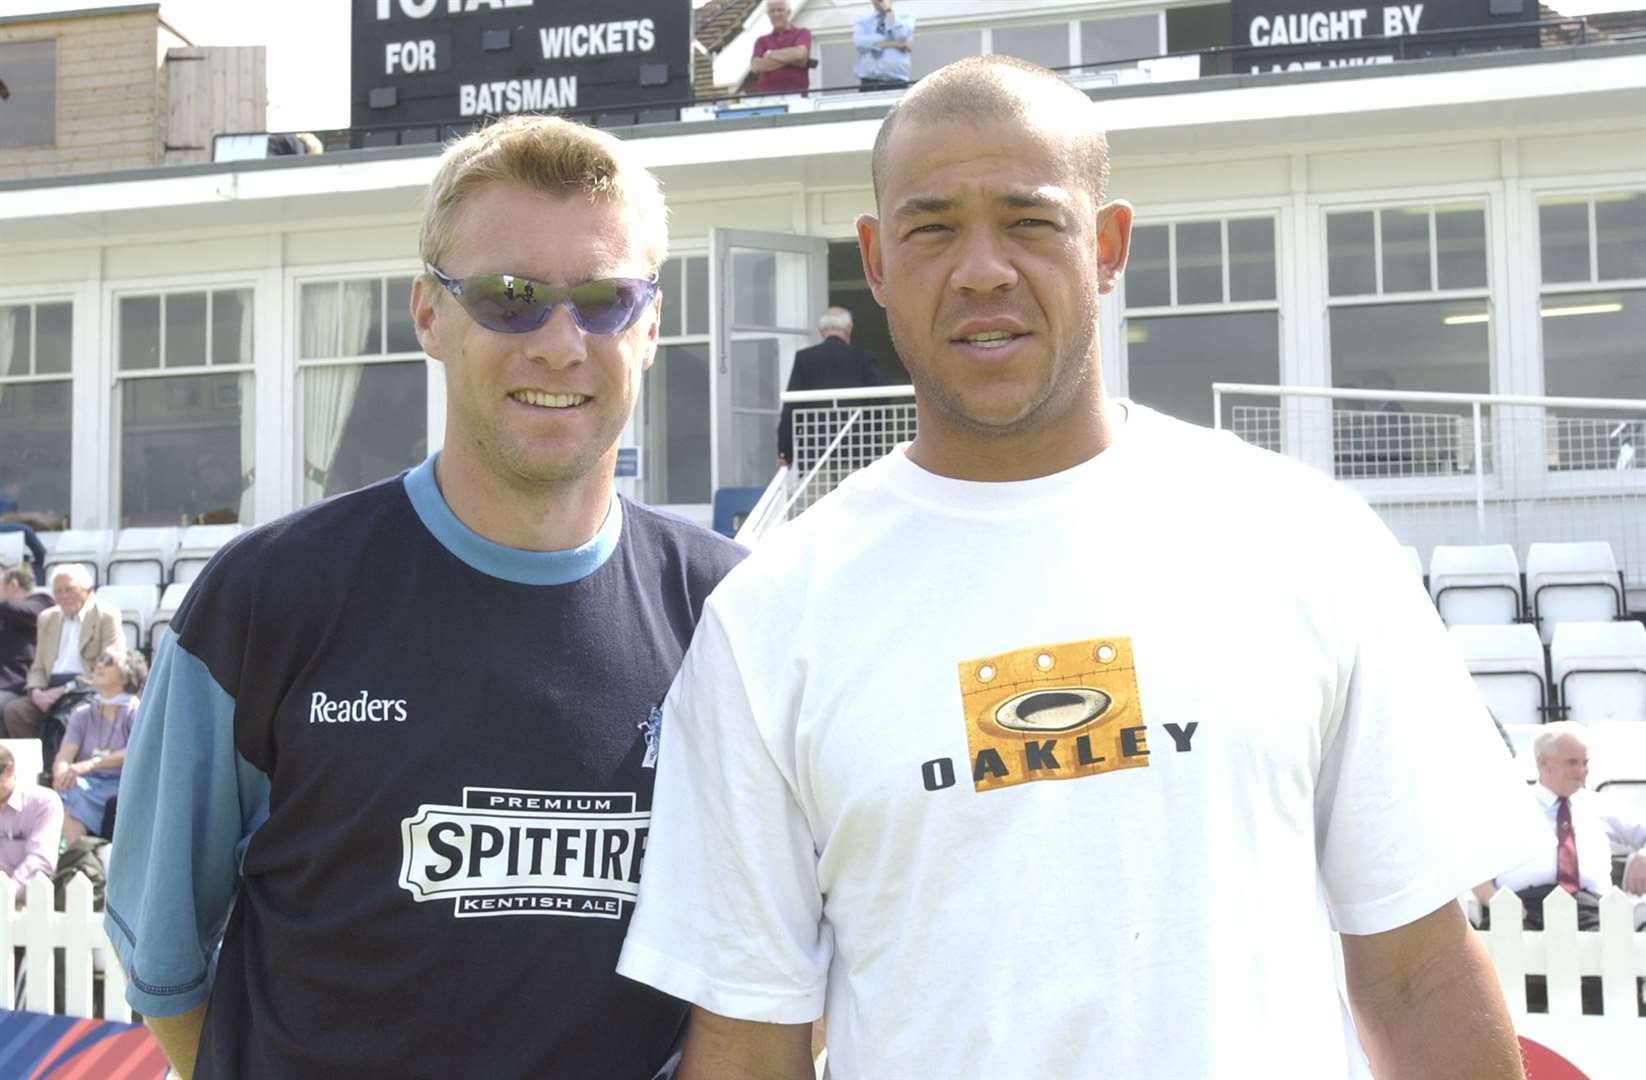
[1523,178,1646,493]
[289,265,430,509]
[106,271,260,529]
[0,292,76,525]
[639,248,712,510]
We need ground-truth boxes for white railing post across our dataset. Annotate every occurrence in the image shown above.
[1541,888,1583,1016]
[1597,891,1638,1018]
[1486,889,1528,1013]
[22,875,55,1013]
[1473,399,1487,542]
[61,874,96,1018]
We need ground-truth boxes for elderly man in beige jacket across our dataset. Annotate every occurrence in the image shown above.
[1,564,122,741]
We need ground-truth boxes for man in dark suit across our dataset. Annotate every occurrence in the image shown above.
[777,307,887,468]
[0,566,52,716]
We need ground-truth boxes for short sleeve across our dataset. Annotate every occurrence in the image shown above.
[617,597,829,1023]
[1314,497,1547,936]
[752,34,769,58]
[796,28,813,48]
[62,703,91,749]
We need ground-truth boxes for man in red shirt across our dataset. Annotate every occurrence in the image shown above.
[750,0,811,95]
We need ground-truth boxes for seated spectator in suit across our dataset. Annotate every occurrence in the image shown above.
[53,648,145,844]
[777,306,888,467]
[0,566,52,714]
[0,564,122,741]
[1474,721,1646,929]
[0,744,63,910]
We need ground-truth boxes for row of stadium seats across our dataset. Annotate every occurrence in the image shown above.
[1453,621,1646,727]
[1402,540,1629,642]
[97,582,194,654]
[36,525,242,589]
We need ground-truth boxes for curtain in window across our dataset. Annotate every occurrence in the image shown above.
[300,282,375,504]
[236,295,258,522]
[0,307,16,412]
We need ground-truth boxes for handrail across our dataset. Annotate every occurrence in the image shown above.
[781,385,915,405]
[1211,384,1646,411]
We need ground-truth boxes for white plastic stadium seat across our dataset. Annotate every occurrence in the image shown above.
[0,532,22,568]
[1525,541,1624,645]
[107,527,181,587]
[1588,722,1646,846]
[1429,544,1522,627]
[43,529,111,588]
[1500,723,1543,782]
[98,584,160,653]
[171,524,241,585]
[1551,621,1646,725]
[148,581,194,648]
[1449,624,1549,726]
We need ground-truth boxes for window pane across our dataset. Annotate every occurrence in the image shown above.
[121,372,252,525]
[643,342,711,504]
[733,412,777,489]
[1435,205,1487,290]
[1227,218,1276,302]
[119,296,161,370]
[1127,311,1279,429]
[686,255,709,336]
[0,41,55,150]
[161,292,205,368]
[299,282,339,359]
[0,382,72,525]
[1380,208,1431,293]
[34,302,71,375]
[732,337,779,409]
[993,24,1069,69]
[1539,200,1590,284]
[1,305,31,376]
[732,251,777,327]
[1166,5,1228,53]
[211,289,253,365]
[912,30,982,81]
[1326,211,1375,296]
[1081,14,1160,65]
[385,277,419,353]
[302,361,427,503]
[1175,221,1223,305]
[656,258,683,338]
[1541,289,1646,471]
[1331,300,1490,478]
[1595,192,1646,281]
[358,279,384,356]
[1125,224,1170,308]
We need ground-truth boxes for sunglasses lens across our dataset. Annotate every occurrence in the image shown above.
[570,279,645,335]
[459,275,553,334]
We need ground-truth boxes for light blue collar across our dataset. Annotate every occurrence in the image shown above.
[402,454,622,585]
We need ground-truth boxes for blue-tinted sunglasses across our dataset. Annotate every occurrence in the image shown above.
[428,265,659,336]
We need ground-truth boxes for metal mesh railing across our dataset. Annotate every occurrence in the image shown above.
[1218,385,1646,590]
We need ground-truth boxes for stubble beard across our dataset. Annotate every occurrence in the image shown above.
[465,399,623,494]
[889,285,1104,439]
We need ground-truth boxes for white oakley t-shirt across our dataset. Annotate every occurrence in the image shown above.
[618,403,1544,1079]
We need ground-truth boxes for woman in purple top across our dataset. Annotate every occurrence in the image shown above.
[53,647,147,841]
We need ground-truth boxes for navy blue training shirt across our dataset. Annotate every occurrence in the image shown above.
[106,456,744,1078]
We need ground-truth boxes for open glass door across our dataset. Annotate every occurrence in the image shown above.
[710,229,828,494]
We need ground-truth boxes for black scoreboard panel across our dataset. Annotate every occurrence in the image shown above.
[352,0,692,139]
[1230,1,1540,73]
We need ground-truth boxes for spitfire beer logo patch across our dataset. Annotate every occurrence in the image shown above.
[399,787,648,920]
[956,637,1151,794]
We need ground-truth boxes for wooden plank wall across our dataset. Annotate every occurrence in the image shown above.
[164,46,268,167]
[0,11,163,181]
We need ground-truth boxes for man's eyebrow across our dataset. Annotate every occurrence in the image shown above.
[893,196,955,218]
[998,190,1071,211]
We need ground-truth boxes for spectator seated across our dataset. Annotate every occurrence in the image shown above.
[1525,541,1625,645]
[1429,544,1522,627]
[1449,623,1549,726]
[1552,621,1646,725]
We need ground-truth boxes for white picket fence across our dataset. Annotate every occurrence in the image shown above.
[0,875,131,1021]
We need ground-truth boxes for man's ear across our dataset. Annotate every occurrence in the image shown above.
[1095,199,1134,296]
[856,214,888,308]
[639,291,662,372]
[411,273,446,362]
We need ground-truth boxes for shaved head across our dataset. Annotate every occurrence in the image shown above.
[870,55,1110,210]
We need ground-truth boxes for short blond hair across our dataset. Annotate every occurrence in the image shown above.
[419,115,668,273]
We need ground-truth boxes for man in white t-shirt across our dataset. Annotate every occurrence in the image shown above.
[618,56,1546,1079]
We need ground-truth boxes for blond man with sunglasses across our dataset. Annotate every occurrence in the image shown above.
[107,116,743,1080]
